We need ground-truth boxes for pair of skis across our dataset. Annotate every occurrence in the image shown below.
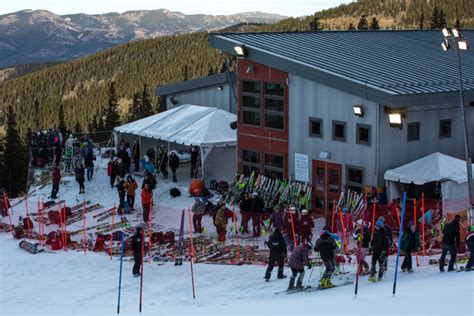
[275,280,354,295]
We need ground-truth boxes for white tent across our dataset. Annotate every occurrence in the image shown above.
[384,152,473,214]
[114,104,237,184]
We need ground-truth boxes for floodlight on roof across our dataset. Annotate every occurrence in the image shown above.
[458,40,469,50]
[388,113,403,129]
[233,45,248,57]
[441,39,450,51]
[442,28,451,38]
[353,105,364,117]
[452,28,461,38]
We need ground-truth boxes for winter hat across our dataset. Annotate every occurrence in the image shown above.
[342,207,348,213]
[251,192,258,197]
[470,225,474,232]
[320,230,330,237]
[375,219,384,228]
[302,209,309,215]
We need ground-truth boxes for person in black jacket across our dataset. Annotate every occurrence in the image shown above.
[132,141,140,172]
[84,151,95,181]
[250,192,264,237]
[190,146,199,178]
[369,219,389,282]
[439,215,461,272]
[116,178,126,214]
[465,226,474,271]
[169,151,180,182]
[314,230,337,288]
[264,228,287,281]
[131,227,144,277]
[75,164,85,194]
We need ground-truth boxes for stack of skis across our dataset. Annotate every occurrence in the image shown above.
[334,189,366,220]
[225,172,311,209]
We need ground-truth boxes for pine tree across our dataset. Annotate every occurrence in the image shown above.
[156,96,167,114]
[3,105,27,196]
[104,82,120,131]
[183,65,189,81]
[358,15,369,30]
[140,84,153,118]
[58,103,67,133]
[33,99,40,130]
[347,22,356,30]
[430,6,440,29]
[454,19,462,30]
[419,12,424,29]
[309,15,322,31]
[370,17,380,30]
[439,10,447,29]
[74,121,82,133]
[127,92,142,122]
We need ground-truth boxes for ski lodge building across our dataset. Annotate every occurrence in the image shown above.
[157,30,474,214]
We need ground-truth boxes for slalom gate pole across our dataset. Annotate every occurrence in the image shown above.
[414,199,419,267]
[421,193,425,256]
[338,210,349,253]
[63,202,68,251]
[3,193,13,233]
[41,199,45,245]
[232,208,241,262]
[83,201,87,255]
[371,197,377,240]
[331,202,336,233]
[354,193,367,298]
[110,205,116,259]
[289,208,297,248]
[187,207,196,299]
[394,204,401,228]
[58,203,65,249]
[117,224,125,314]
[148,196,152,264]
[24,199,31,240]
[37,200,41,245]
[178,209,185,258]
[139,230,145,312]
[39,200,44,246]
[392,192,407,296]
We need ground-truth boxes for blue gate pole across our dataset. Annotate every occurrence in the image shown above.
[392,192,407,296]
[117,230,125,313]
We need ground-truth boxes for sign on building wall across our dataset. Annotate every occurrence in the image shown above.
[295,153,309,183]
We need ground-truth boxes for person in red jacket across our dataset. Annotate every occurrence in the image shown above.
[141,183,153,223]
[51,166,61,199]
[298,209,314,244]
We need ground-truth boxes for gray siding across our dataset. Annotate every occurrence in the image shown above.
[165,83,237,114]
[377,103,474,184]
[288,74,379,187]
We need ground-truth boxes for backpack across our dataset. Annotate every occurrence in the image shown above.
[170,187,181,197]
[13,226,24,239]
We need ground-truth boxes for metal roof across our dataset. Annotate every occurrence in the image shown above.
[209,30,474,107]
[155,72,236,96]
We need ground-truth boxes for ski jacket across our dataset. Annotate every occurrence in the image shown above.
[52,168,61,185]
[353,227,371,248]
[191,200,206,215]
[141,188,153,205]
[169,154,180,170]
[288,244,310,270]
[107,162,113,176]
[84,153,95,167]
[371,227,389,254]
[267,230,287,258]
[131,231,143,254]
[270,212,284,230]
[298,214,314,236]
[126,181,138,197]
[215,207,227,226]
[400,228,421,252]
[132,144,140,160]
[116,181,126,199]
[75,167,85,182]
[442,220,460,246]
[191,150,199,164]
[314,233,337,261]
[465,232,474,252]
[250,197,264,214]
[282,212,298,236]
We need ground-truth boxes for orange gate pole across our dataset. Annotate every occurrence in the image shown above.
[24,199,31,240]
[289,207,297,248]
[109,205,116,259]
[414,199,419,267]
[63,202,68,251]
[232,208,241,262]
[371,197,377,240]
[148,196,152,263]
[83,201,87,255]
[421,193,426,256]
[331,201,336,233]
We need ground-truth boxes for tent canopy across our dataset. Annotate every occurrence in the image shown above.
[384,152,470,185]
[114,104,236,147]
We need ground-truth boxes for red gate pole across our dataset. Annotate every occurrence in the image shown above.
[414,199,419,267]
[139,229,145,312]
[37,199,41,245]
[394,204,401,228]
[371,197,377,240]
[148,196,152,264]
[232,207,241,262]
[187,207,196,299]
[289,207,297,248]
[63,202,68,251]
[331,201,336,233]
[58,202,65,250]
[41,198,45,245]
[24,199,31,240]
[354,193,367,297]
[421,193,426,256]
[338,209,349,253]
[3,193,13,233]
[109,205,116,259]
[83,201,87,255]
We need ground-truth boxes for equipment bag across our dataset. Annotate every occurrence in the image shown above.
[169,188,181,198]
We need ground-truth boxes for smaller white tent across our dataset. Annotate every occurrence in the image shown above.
[114,104,237,184]
[384,152,473,214]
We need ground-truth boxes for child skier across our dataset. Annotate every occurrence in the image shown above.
[264,228,287,281]
[400,221,421,272]
[287,242,311,290]
[314,230,338,288]
[369,219,389,282]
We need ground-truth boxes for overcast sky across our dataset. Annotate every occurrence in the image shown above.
[0,0,354,17]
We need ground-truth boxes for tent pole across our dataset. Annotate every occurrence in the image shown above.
[139,136,142,173]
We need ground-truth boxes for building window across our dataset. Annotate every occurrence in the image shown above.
[332,121,346,142]
[309,118,323,138]
[242,150,261,175]
[264,153,284,179]
[346,166,364,193]
[407,122,420,142]
[439,119,452,138]
[242,80,261,126]
[264,83,284,130]
[242,81,261,94]
[356,124,371,146]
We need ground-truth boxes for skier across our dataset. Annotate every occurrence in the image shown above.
[298,209,314,244]
[190,146,199,178]
[116,178,126,215]
[465,225,474,271]
[169,151,180,182]
[125,175,138,211]
[107,158,116,188]
[400,221,421,272]
[75,164,85,194]
[239,193,251,234]
[215,205,227,242]
[270,205,284,231]
[141,183,153,223]
[314,230,338,288]
[439,215,461,272]
[84,151,95,181]
[132,141,140,172]
[131,226,144,277]
[264,228,287,281]
[353,220,371,275]
[250,192,264,237]
[287,242,312,290]
[191,197,205,234]
[158,146,168,179]
[0,192,11,217]
[369,219,389,282]
[51,166,61,199]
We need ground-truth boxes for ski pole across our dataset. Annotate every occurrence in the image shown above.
[354,193,367,298]
[307,265,315,283]
[117,224,125,314]
[148,196,152,264]
[110,205,116,259]
[421,192,425,256]
[83,201,87,255]
[3,193,13,234]
[232,207,241,262]
[24,199,31,241]
[289,207,297,248]
[58,202,65,249]
[393,192,407,296]
[139,229,145,312]
[414,199,419,267]
[187,207,196,299]
[63,202,68,251]
[41,198,45,245]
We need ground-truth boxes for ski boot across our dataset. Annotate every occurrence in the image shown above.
[296,281,303,290]
[287,277,296,290]
[401,268,407,272]
[377,276,383,281]
[277,275,287,279]
[368,275,377,282]
[407,269,414,273]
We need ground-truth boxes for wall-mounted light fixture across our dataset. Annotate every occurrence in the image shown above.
[353,105,364,117]
[233,45,248,57]
[170,96,178,105]
[246,64,255,74]
[384,106,406,129]
[217,85,223,91]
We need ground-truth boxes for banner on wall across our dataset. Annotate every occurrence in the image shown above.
[295,153,309,183]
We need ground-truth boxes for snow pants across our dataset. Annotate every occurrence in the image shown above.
[401,249,413,270]
[289,268,305,288]
[133,252,142,275]
[466,251,474,270]
[216,224,226,242]
[51,183,59,199]
[142,203,151,223]
[127,195,135,210]
[439,244,457,271]
[265,253,285,279]
[193,214,203,234]
[370,252,385,279]
[323,258,336,279]
[240,211,250,233]
[252,214,261,237]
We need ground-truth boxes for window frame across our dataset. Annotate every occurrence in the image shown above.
[407,122,421,142]
[263,81,285,130]
[346,165,365,189]
[356,123,371,146]
[309,117,323,138]
[241,80,262,127]
[439,119,452,139]
[332,120,346,142]
[263,153,284,179]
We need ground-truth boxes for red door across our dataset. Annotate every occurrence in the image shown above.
[312,160,342,218]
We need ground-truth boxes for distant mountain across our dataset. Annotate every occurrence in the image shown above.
[0,9,286,67]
